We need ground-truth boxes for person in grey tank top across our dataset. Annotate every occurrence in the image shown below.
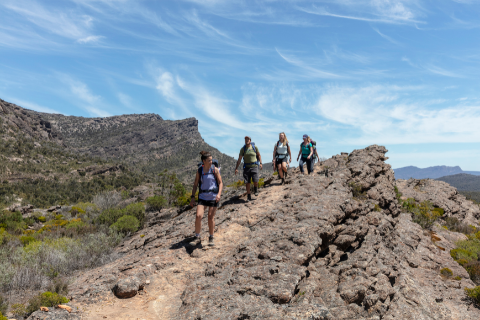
[189,151,223,247]
[273,132,291,185]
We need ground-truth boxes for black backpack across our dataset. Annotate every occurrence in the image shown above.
[197,160,220,194]
[275,140,289,158]
[311,140,317,159]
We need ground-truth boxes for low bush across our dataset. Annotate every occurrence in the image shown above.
[0,312,6,320]
[110,215,139,234]
[0,294,7,316]
[450,248,477,262]
[11,303,27,318]
[93,190,122,212]
[440,267,453,277]
[20,235,36,247]
[26,291,69,314]
[0,211,26,234]
[444,217,476,235]
[401,199,443,230]
[146,195,167,212]
[465,286,480,305]
[349,182,367,199]
[97,202,145,227]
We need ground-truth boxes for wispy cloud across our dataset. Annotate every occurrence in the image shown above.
[372,27,402,45]
[77,35,105,44]
[425,65,465,78]
[4,98,62,114]
[275,48,342,79]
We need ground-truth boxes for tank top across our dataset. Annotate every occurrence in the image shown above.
[199,166,218,201]
[276,142,288,159]
[301,143,312,158]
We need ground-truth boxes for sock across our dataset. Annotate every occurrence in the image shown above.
[195,233,200,238]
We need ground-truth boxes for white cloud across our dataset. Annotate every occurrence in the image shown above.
[425,65,465,78]
[372,27,402,45]
[77,35,104,44]
[4,98,62,114]
[275,48,343,79]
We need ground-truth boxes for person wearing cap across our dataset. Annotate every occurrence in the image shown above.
[297,134,313,175]
[234,136,263,201]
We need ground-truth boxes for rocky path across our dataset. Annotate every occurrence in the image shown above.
[58,146,480,320]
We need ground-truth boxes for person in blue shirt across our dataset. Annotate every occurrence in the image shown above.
[297,134,313,175]
[189,151,223,247]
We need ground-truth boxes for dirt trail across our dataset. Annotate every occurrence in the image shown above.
[80,174,292,320]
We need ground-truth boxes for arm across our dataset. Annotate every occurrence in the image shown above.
[307,146,313,159]
[257,151,263,170]
[287,144,292,163]
[272,144,277,161]
[234,154,243,175]
[190,170,200,206]
[297,147,302,161]
[214,168,223,202]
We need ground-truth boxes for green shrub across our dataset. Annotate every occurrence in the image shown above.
[456,239,480,260]
[412,201,442,230]
[440,267,453,277]
[11,303,27,318]
[146,195,167,211]
[65,219,86,231]
[466,261,480,284]
[273,171,278,176]
[26,291,69,314]
[110,215,139,234]
[465,286,480,304]
[443,217,475,235]
[0,294,7,316]
[55,214,64,220]
[97,203,145,228]
[451,248,477,262]
[37,216,46,223]
[227,180,245,189]
[20,235,36,247]
[454,276,462,281]
[0,312,6,320]
[374,204,381,212]
[0,210,26,233]
[0,228,8,245]
[348,182,366,199]
[394,186,402,202]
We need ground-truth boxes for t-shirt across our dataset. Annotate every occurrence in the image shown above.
[301,143,312,158]
[275,142,288,158]
[240,145,259,168]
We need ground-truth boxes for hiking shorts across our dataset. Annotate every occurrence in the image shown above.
[198,199,219,208]
[275,156,288,164]
[243,166,259,184]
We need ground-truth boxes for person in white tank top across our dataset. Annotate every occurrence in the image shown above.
[272,132,291,185]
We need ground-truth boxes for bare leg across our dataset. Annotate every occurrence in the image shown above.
[282,162,287,175]
[277,163,284,178]
[253,182,258,188]
[246,183,251,194]
[208,207,217,236]
[195,205,205,234]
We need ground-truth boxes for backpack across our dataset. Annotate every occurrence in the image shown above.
[311,140,317,159]
[275,140,289,159]
[243,143,259,168]
[197,159,220,194]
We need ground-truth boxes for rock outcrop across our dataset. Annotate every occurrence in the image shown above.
[67,145,480,319]
[396,178,480,225]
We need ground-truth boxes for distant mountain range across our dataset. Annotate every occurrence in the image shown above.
[393,165,480,180]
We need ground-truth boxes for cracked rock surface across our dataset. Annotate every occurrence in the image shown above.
[68,145,480,319]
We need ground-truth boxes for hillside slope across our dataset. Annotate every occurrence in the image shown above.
[436,173,480,192]
[62,145,480,319]
[0,99,143,208]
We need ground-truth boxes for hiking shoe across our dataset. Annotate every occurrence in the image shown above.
[189,236,201,247]
[284,171,288,179]
[209,236,215,246]
[247,194,252,202]
[254,187,259,196]
[281,177,285,185]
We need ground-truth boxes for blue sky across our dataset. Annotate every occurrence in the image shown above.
[1,0,480,170]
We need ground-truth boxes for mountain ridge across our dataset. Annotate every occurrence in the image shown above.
[394,165,480,180]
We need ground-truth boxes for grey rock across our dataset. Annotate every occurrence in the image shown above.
[113,276,143,298]
[27,308,80,320]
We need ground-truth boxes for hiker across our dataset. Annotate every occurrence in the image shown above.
[272,132,291,185]
[309,136,320,166]
[234,136,263,201]
[297,134,313,175]
[189,151,223,247]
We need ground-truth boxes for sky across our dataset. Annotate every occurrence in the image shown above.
[1,0,480,170]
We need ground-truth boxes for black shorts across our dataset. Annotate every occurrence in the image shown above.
[198,199,219,207]
[276,156,287,164]
[243,166,259,184]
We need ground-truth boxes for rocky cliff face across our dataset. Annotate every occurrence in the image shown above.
[0,99,63,144]
[63,145,480,320]
[40,112,240,183]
